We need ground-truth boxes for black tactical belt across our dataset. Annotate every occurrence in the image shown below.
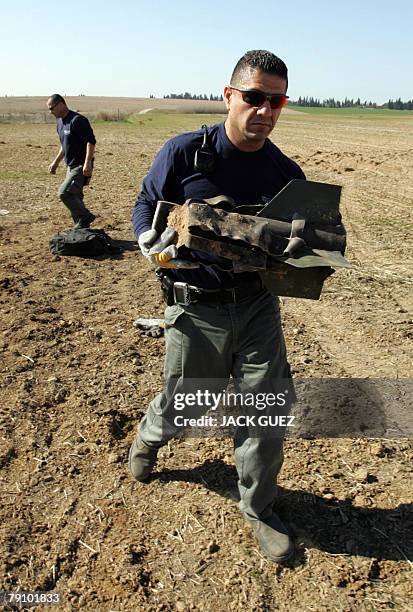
[160,275,264,306]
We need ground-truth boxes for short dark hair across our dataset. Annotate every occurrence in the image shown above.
[48,93,66,106]
[230,50,288,89]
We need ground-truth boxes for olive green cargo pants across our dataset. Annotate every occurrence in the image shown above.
[138,289,291,520]
[58,165,93,223]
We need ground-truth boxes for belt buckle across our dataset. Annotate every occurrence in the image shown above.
[173,282,192,306]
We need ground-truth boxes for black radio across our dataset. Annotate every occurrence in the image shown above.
[194,125,216,173]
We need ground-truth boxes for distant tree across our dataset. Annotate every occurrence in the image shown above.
[163,92,223,101]
[247,94,413,110]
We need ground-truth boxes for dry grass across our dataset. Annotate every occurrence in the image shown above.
[0,96,227,123]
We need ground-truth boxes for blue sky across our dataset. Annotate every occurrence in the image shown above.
[1,0,411,103]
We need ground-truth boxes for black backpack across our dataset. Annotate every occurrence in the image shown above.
[49,228,118,257]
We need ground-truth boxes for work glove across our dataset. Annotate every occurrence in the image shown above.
[138,227,199,269]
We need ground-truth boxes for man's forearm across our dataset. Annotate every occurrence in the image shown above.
[48,147,64,174]
[54,147,64,165]
[85,143,95,164]
[83,143,95,176]
[132,195,156,240]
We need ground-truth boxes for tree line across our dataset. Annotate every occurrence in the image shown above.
[386,98,413,110]
[164,93,224,101]
[293,96,413,110]
[162,93,412,110]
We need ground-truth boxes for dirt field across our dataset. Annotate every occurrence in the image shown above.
[0,107,412,611]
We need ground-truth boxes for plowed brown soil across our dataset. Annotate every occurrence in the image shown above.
[0,109,412,611]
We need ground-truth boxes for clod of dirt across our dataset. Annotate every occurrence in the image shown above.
[369,442,386,457]
[207,540,220,554]
[108,452,121,464]
[354,468,369,483]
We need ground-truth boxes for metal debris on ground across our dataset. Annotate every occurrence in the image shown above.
[133,318,165,337]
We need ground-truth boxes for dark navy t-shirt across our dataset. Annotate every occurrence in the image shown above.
[57,111,96,169]
[132,122,305,289]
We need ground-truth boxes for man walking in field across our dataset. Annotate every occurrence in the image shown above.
[47,94,96,228]
[129,50,305,563]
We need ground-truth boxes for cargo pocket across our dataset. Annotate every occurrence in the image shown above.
[67,178,83,195]
[164,304,185,328]
[163,304,186,380]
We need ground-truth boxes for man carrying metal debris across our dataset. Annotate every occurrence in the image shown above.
[47,94,96,229]
[130,50,306,563]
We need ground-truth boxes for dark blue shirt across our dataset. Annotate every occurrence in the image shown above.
[57,110,96,169]
[132,122,305,289]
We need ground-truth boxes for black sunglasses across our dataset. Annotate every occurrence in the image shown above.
[231,87,289,110]
[48,102,59,111]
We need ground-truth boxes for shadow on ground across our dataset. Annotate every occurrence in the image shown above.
[153,459,412,563]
